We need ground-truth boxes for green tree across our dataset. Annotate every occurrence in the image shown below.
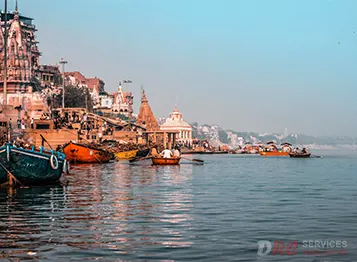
[63,85,94,111]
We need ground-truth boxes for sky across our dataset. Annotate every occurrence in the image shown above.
[11,0,357,136]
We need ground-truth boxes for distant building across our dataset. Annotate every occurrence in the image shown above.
[160,107,192,145]
[85,77,105,107]
[111,82,133,116]
[136,89,159,131]
[157,117,166,126]
[98,92,114,109]
[64,72,106,108]
[65,71,87,88]
[36,65,62,88]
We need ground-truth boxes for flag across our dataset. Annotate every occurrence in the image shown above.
[124,80,132,83]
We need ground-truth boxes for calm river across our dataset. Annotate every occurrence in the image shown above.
[1,153,357,261]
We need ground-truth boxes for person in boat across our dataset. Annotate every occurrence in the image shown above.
[150,146,160,157]
[301,148,307,154]
[161,148,173,158]
[173,146,181,158]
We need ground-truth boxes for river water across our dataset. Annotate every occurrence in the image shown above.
[1,153,357,261]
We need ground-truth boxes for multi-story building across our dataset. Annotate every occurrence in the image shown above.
[65,71,87,88]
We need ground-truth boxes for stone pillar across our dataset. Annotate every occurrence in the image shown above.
[173,133,176,148]
[163,132,167,148]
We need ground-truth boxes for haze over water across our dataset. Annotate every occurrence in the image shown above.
[1,154,357,261]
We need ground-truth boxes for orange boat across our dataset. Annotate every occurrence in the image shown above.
[63,141,113,163]
[151,157,181,165]
[259,151,289,157]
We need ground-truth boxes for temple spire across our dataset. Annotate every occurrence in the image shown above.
[141,86,148,103]
[14,0,19,20]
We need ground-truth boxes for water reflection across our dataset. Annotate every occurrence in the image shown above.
[0,160,195,260]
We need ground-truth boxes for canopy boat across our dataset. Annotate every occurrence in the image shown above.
[151,157,181,165]
[289,152,311,158]
[115,150,138,160]
[63,141,113,163]
[0,144,67,186]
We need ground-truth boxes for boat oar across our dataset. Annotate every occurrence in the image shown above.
[40,134,53,150]
[311,154,323,158]
[181,156,204,163]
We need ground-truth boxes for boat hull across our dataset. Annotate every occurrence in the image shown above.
[136,148,150,158]
[0,146,65,185]
[259,151,289,157]
[289,153,311,158]
[115,150,138,160]
[63,142,112,163]
[151,157,181,165]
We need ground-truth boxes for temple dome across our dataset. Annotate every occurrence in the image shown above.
[161,107,191,129]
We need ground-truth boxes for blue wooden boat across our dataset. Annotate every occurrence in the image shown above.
[0,144,68,186]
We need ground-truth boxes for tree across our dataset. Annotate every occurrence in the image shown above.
[63,85,94,111]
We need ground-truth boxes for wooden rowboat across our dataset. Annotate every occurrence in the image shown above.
[289,153,311,158]
[151,157,181,165]
[0,144,67,186]
[136,148,150,157]
[259,151,290,157]
[63,141,112,164]
[115,150,138,160]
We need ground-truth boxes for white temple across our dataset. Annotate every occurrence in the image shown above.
[160,107,192,145]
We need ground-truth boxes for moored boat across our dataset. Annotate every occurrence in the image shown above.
[135,148,150,158]
[151,157,181,165]
[259,151,290,157]
[115,150,138,160]
[289,152,311,158]
[63,141,112,163]
[0,144,67,186]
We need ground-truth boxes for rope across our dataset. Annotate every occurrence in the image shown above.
[0,160,23,187]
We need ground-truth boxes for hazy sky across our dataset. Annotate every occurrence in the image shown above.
[12,0,357,136]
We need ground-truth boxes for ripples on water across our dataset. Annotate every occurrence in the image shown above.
[1,154,357,261]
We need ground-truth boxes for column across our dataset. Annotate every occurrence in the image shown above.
[163,132,167,148]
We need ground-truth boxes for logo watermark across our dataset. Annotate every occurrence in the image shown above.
[257,240,348,256]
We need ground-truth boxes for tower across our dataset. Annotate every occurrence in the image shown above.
[136,89,159,130]
[0,1,41,98]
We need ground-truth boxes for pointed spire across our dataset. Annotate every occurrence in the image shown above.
[141,88,148,103]
[14,0,19,20]
[118,82,122,92]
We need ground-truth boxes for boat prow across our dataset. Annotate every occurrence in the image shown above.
[0,144,67,186]
[63,141,112,163]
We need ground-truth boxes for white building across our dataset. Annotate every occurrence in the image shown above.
[99,93,114,109]
[160,107,192,145]
[111,83,133,117]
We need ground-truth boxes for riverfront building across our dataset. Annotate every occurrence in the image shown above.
[160,107,192,146]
